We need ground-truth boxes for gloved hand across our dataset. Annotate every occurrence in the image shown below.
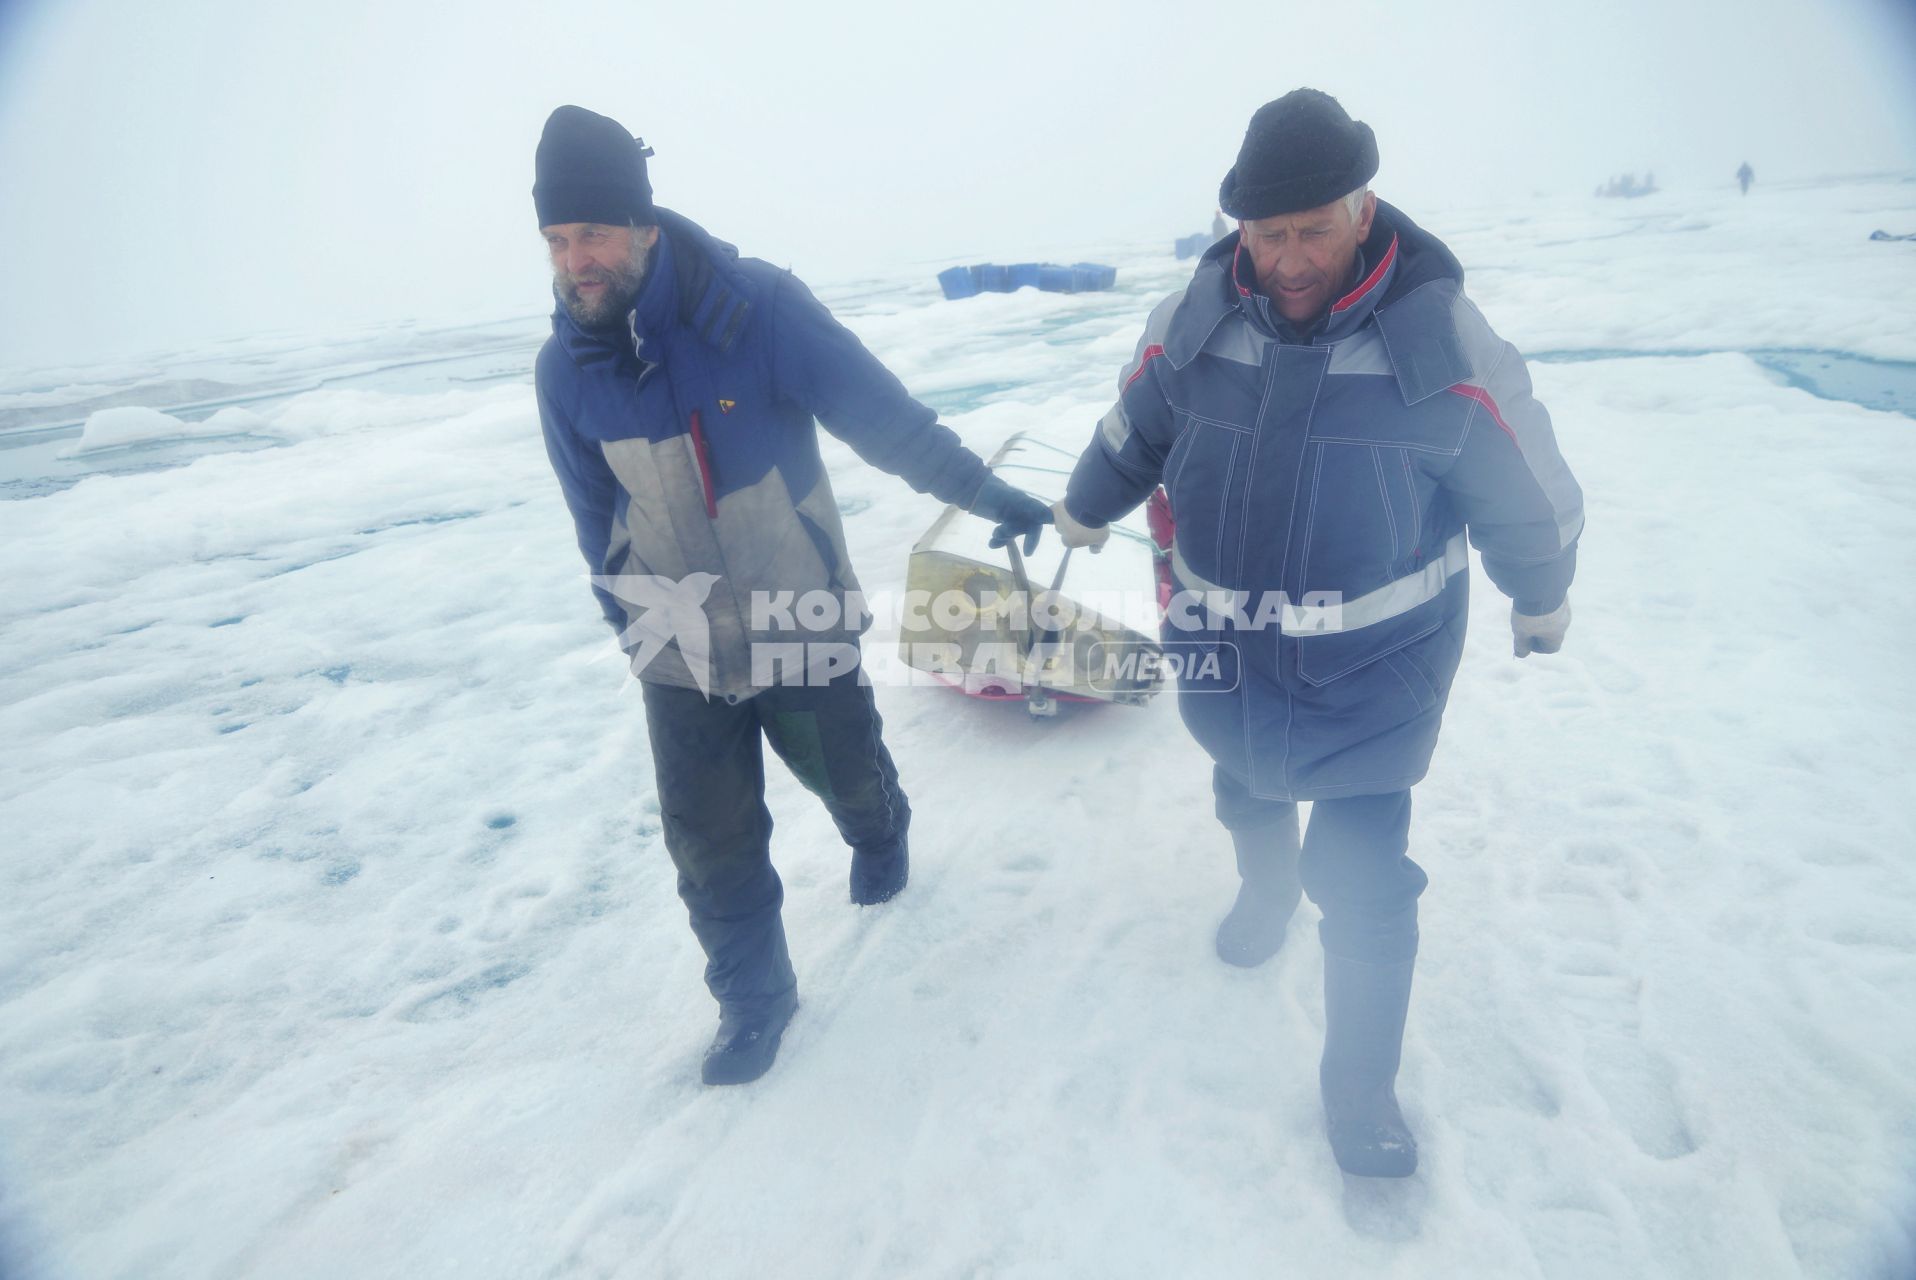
[1051,500,1111,552]
[1511,598,1571,658]
[968,475,1053,553]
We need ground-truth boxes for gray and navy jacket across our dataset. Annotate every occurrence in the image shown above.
[536,209,991,702]
[1064,201,1584,800]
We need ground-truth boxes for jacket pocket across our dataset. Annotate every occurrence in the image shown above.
[794,510,840,586]
[1164,414,1249,579]
[1291,588,1466,706]
[1300,443,1399,592]
[1379,647,1439,714]
[1292,611,1444,687]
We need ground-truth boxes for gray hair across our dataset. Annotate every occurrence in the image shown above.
[1342,186,1369,224]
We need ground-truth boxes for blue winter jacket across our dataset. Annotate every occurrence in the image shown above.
[1064,202,1584,800]
[536,209,992,702]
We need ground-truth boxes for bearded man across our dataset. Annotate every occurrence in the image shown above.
[1053,90,1584,1176]
[531,105,1050,1086]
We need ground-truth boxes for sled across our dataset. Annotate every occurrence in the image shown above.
[900,434,1170,716]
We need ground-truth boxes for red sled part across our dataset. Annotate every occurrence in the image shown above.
[1147,487,1174,614]
[1146,487,1174,551]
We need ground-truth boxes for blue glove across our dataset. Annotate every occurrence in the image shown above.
[968,475,1053,554]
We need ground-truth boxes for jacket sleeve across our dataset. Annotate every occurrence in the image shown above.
[768,273,991,508]
[1063,292,1182,527]
[534,343,627,636]
[1437,311,1584,613]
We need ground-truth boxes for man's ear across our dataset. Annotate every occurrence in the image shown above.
[1355,191,1377,241]
[636,224,662,250]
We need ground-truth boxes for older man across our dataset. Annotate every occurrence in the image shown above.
[531,105,1050,1086]
[1054,90,1583,1176]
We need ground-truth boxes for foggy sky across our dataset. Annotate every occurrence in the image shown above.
[1,0,1912,371]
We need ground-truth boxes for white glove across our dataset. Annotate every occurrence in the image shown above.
[1511,599,1571,658]
[1057,498,1118,551]
[1051,501,1110,552]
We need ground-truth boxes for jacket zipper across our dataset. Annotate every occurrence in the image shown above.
[687,408,718,519]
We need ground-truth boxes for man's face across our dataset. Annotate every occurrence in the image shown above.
[543,222,660,328]
[1239,192,1377,324]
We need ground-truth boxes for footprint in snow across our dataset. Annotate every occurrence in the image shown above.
[1534,856,1699,1161]
[400,960,533,1024]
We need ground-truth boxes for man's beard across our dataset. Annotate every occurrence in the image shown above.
[557,245,650,330]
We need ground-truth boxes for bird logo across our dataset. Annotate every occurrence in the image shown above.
[591,571,723,696]
[718,399,736,414]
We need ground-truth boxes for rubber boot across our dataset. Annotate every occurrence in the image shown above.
[1215,820,1303,967]
[1319,949,1418,1177]
[701,988,799,1086]
[849,834,909,905]
[689,897,797,1086]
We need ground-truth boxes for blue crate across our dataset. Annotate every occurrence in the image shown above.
[937,265,978,300]
[1071,262,1117,291]
[1037,265,1077,293]
[950,260,1116,297]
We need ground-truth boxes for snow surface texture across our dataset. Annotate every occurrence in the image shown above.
[2,177,1914,1279]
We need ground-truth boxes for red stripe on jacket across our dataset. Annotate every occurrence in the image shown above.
[687,409,718,517]
[1124,344,1166,391]
[1331,234,1399,314]
[1448,383,1519,446]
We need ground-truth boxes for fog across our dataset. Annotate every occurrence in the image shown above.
[1,0,1912,369]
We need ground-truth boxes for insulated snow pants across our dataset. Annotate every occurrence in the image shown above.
[1213,767,1425,962]
[641,658,911,1017]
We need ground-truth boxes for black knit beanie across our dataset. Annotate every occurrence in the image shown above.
[1218,89,1378,220]
[533,105,656,227]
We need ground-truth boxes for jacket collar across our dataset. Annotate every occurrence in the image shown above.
[1364,202,1474,404]
[1317,232,1398,341]
[1166,199,1465,374]
[628,228,680,354]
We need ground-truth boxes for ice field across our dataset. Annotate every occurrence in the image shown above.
[3,175,1915,1278]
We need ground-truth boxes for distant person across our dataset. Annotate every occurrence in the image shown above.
[529,106,1050,1086]
[1212,209,1228,240]
[1051,89,1583,1177]
[1737,161,1755,196]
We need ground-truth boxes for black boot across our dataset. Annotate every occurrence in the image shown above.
[1215,822,1302,967]
[1320,950,1418,1177]
[701,989,798,1086]
[849,835,909,905]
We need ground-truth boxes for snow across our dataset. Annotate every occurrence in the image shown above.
[58,406,271,457]
[3,176,1915,1280]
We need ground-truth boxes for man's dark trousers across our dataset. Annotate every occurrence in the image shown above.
[641,658,910,1017]
[1213,766,1426,962]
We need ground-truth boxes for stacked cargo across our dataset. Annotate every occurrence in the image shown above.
[937,262,1118,300]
